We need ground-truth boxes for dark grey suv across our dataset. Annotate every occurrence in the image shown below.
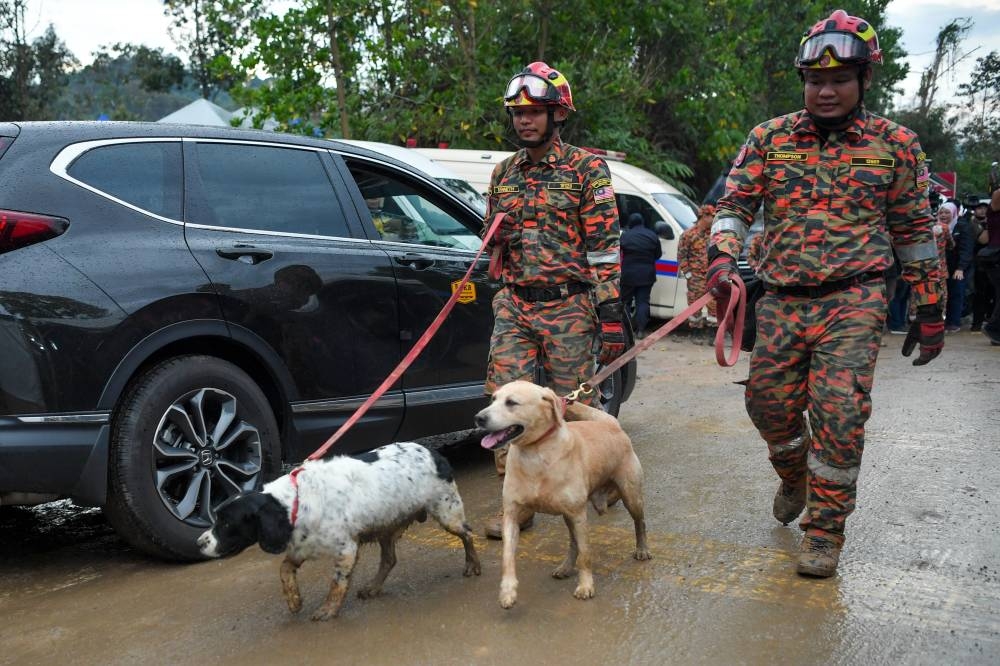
[0,122,635,560]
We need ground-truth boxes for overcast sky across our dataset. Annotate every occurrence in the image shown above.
[20,0,1000,110]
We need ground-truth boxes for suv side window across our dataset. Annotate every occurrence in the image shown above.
[67,142,182,220]
[345,162,481,251]
[188,143,350,237]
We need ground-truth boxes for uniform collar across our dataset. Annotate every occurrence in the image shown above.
[515,137,567,168]
[792,107,868,141]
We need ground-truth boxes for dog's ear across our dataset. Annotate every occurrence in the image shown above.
[256,496,293,554]
[541,387,565,427]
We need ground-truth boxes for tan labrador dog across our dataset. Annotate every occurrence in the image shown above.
[474,380,651,609]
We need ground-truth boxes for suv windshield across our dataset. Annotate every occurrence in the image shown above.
[653,192,698,230]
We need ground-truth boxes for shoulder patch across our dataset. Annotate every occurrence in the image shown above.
[593,184,615,204]
[916,163,930,189]
[734,143,748,168]
[590,177,612,189]
[851,157,895,169]
[766,151,807,162]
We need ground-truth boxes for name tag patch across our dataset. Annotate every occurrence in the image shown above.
[766,151,807,161]
[851,157,895,168]
[546,181,582,191]
[489,185,519,195]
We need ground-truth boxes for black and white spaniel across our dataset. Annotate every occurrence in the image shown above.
[197,442,481,621]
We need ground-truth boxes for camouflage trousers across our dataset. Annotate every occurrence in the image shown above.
[686,276,717,321]
[486,287,598,474]
[745,280,885,547]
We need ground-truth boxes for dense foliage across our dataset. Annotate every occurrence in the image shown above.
[2,0,997,199]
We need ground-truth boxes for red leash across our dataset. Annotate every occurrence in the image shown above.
[303,212,507,463]
[569,275,747,403]
[287,213,506,525]
[286,217,743,522]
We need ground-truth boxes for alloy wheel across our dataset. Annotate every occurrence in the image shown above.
[151,387,263,527]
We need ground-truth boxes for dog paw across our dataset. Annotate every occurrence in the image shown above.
[310,607,338,621]
[464,562,482,577]
[285,594,303,614]
[551,563,574,579]
[356,587,382,599]
[499,592,517,609]
[573,584,595,600]
[634,548,652,561]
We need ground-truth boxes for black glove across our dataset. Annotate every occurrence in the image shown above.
[597,300,626,365]
[705,247,738,311]
[901,304,944,366]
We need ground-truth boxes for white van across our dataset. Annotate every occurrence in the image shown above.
[414,147,698,320]
[337,140,487,217]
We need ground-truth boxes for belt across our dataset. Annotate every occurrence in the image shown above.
[510,281,590,302]
[767,270,884,298]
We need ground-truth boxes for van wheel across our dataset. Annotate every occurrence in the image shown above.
[105,355,279,561]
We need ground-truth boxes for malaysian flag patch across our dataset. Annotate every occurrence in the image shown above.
[593,185,615,204]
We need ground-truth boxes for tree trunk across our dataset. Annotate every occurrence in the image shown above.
[327,4,351,138]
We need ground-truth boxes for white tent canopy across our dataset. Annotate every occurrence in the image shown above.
[157,99,279,131]
[157,98,232,126]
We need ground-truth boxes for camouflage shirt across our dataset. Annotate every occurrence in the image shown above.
[678,224,710,280]
[711,109,942,307]
[485,138,621,304]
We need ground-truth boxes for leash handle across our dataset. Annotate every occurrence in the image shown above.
[304,212,507,461]
[714,275,747,367]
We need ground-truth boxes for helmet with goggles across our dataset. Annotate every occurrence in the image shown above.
[796,9,882,70]
[503,61,575,111]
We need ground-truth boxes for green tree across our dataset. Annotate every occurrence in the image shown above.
[207,0,914,197]
[0,0,77,120]
[956,50,1000,196]
[165,0,264,100]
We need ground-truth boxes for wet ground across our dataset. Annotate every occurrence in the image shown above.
[2,328,998,665]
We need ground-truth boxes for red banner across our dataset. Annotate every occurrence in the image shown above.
[931,171,957,198]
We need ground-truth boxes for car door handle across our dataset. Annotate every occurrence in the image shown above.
[215,247,274,265]
[395,253,435,270]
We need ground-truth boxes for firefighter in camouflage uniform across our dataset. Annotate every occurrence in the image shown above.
[678,204,718,329]
[706,10,945,577]
[480,61,624,539]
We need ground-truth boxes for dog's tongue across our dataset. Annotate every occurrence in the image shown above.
[481,430,506,450]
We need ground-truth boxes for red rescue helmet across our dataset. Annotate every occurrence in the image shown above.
[796,9,882,69]
[503,62,575,112]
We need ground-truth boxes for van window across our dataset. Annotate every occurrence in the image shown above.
[346,163,481,251]
[615,194,663,229]
[653,193,698,229]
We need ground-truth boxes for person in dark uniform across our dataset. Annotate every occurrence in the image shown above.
[620,212,662,337]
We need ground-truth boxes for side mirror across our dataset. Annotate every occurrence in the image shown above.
[654,221,674,240]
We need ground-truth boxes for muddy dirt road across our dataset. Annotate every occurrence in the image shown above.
[2,330,998,665]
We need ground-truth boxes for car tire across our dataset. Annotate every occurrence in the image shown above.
[105,355,279,561]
